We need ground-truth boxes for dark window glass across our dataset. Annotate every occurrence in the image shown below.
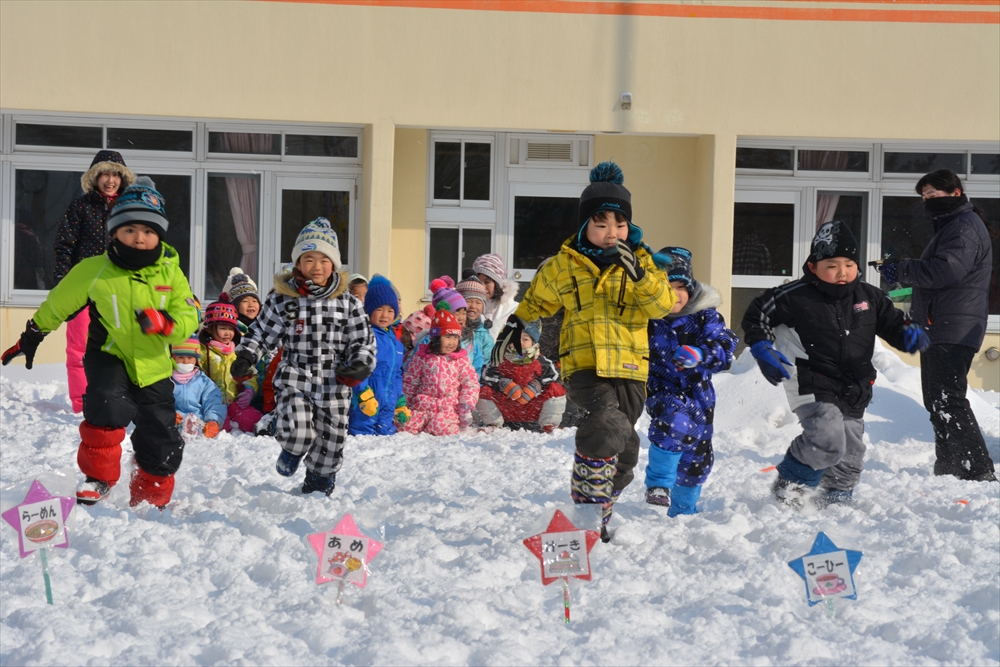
[464,143,491,201]
[434,142,461,200]
[209,132,280,155]
[280,189,351,266]
[736,148,792,170]
[513,196,579,271]
[879,195,930,291]
[108,128,192,152]
[429,228,460,283]
[971,154,1000,176]
[798,150,869,172]
[884,152,965,174]
[816,192,868,267]
[732,202,794,276]
[730,287,767,356]
[206,174,260,298]
[462,229,492,274]
[13,169,84,290]
[970,198,999,316]
[285,135,358,158]
[15,123,101,149]
[151,175,193,279]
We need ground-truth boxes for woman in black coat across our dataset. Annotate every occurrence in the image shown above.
[879,169,996,482]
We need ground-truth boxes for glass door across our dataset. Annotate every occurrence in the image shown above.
[272,176,355,277]
[506,183,585,291]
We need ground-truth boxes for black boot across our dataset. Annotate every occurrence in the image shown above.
[302,470,336,496]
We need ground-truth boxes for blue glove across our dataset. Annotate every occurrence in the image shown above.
[877,260,900,286]
[903,320,930,353]
[750,340,792,386]
[672,345,703,369]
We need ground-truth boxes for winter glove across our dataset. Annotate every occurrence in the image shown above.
[1,320,47,369]
[203,421,220,438]
[490,315,526,367]
[902,320,931,354]
[135,309,175,336]
[750,340,793,386]
[672,345,704,369]
[605,239,645,282]
[518,380,543,404]
[876,259,900,286]
[235,386,254,408]
[335,359,371,388]
[357,387,379,417]
[230,349,257,382]
[176,412,184,425]
[501,380,523,402]
[394,405,411,425]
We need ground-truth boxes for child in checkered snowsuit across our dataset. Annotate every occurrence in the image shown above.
[644,247,737,516]
[402,309,480,436]
[231,217,376,496]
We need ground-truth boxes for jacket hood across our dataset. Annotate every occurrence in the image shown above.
[81,161,136,195]
[273,270,349,299]
[669,282,722,318]
[495,278,519,306]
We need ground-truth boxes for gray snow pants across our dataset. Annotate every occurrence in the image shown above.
[789,402,866,492]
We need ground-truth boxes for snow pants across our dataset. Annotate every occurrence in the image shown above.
[780,401,866,492]
[646,394,716,488]
[65,308,89,413]
[477,382,567,428]
[275,387,349,477]
[921,344,996,480]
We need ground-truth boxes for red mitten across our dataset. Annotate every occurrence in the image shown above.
[203,421,220,438]
[135,309,175,336]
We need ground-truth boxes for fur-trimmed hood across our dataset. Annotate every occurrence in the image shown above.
[273,270,349,299]
[493,278,520,306]
[669,282,722,318]
[81,161,135,195]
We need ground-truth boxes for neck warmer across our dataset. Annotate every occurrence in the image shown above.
[101,192,120,207]
[108,239,162,271]
[172,368,198,384]
[461,317,480,343]
[208,340,235,356]
[924,193,968,219]
[505,342,540,365]
[290,268,339,300]
[238,313,256,328]
[806,264,859,301]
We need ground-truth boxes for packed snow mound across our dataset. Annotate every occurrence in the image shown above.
[1,342,998,666]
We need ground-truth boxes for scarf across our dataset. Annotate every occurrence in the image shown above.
[208,340,235,356]
[461,316,481,343]
[924,193,967,219]
[107,239,161,271]
[504,342,540,365]
[101,192,120,208]
[290,268,339,300]
[172,368,198,384]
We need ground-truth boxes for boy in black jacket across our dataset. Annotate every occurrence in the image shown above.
[742,221,930,509]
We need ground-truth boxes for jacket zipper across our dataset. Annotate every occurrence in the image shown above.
[571,276,582,310]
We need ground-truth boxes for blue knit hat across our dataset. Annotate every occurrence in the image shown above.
[106,176,168,237]
[656,247,695,290]
[291,217,342,270]
[524,320,542,343]
[364,274,399,317]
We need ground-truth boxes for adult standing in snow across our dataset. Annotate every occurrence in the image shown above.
[471,254,519,340]
[53,150,136,413]
[876,169,997,482]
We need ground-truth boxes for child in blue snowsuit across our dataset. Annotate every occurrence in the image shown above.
[645,247,737,516]
[171,336,226,438]
[348,275,409,435]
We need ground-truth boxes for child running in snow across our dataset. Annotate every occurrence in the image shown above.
[348,275,409,435]
[198,299,261,433]
[171,336,226,439]
[231,217,376,496]
[455,274,496,377]
[478,321,566,432]
[490,161,675,540]
[644,248,737,516]
[2,178,199,508]
[742,221,930,509]
[402,309,480,436]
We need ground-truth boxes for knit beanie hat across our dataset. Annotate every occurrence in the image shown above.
[809,221,860,264]
[171,336,202,360]
[82,150,135,195]
[291,217,342,270]
[524,320,542,343]
[579,161,632,226]
[348,273,368,286]
[402,305,435,342]
[364,274,399,317]
[429,308,462,338]
[106,176,169,237]
[656,247,695,290]
[471,254,507,288]
[202,298,239,329]
[455,275,489,304]
[430,277,467,312]
[221,267,259,307]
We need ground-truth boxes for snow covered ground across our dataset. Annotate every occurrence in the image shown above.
[1,344,998,666]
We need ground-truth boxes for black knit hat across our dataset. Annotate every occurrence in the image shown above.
[809,221,859,264]
[578,161,632,227]
[657,247,695,290]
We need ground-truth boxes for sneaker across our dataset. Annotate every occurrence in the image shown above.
[302,470,336,496]
[77,477,112,506]
[771,475,809,510]
[276,449,304,477]
[645,486,672,507]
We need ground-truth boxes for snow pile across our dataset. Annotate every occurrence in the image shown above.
[1,344,998,666]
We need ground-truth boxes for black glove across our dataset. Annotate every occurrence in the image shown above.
[876,260,900,286]
[490,315,526,367]
[605,239,645,282]
[1,320,46,369]
[230,349,257,381]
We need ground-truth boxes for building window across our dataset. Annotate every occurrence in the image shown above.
[430,137,493,207]
[427,226,492,284]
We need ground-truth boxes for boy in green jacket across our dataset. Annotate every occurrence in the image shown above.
[2,178,199,508]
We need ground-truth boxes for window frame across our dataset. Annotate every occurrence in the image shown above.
[427,133,496,209]
[423,223,494,295]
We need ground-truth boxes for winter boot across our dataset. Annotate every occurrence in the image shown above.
[571,452,617,504]
[129,467,175,509]
[668,484,702,517]
[76,421,125,504]
[276,449,304,477]
[600,489,622,543]
[815,488,854,509]
[77,477,112,506]
[771,475,809,510]
[302,470,336,496]
[645,486,672,507]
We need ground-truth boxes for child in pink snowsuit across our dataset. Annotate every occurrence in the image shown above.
[402,309,479,436]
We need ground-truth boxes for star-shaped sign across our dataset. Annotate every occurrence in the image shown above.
[523,509,601,585]
[788,531,863,606]
[1,480,75,558]
[307,514,383,587]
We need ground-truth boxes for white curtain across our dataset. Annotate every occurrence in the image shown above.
[219,133,268,280]
[800,151,849,231]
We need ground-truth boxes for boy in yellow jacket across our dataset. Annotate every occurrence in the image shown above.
[491,162,676,540]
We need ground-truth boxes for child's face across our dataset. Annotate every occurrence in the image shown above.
[297,251,334,285]
[670,281,689,313]
[476,274,496,298]
[173,354,198,367]
[350,283,368,300]
[520,332,535,350]
[237,297,260,320]
[440,334,460,354]
[113,223,159,249]
[400,328,413,350]
[465,298,483,320]
[585,212,629,249]
[809,258,858,285]
[370,305,395,329]
[96,172,122,196]
[454,308,467,327]
[211,324,236,344]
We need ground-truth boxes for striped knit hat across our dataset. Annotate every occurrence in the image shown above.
[106,177,169,238]
[291,217,342,270]
[221,267,259,307]
[455,276,489,304]
[171,336,201,360]
[203,299,239,328]
[471,254,507,287]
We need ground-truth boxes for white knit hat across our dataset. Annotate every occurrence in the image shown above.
[220,267,259,306]
[291,217,342,270]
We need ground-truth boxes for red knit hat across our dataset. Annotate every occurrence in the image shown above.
[429,309,462,337]
[202,298,239,328]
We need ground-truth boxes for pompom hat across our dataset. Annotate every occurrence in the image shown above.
[430,277,467,313]
[429,309,462,338]
[364,274,400,317]
[171,336,202,360]
[221,267,259,307]
[202,298,239,329]
[402,305,435,342]
[455,276,489,304]
[809,220,860,264]
[106,176,169,238]
[291,217,342,270]
[471,254,507,288]
[577,161,643,248]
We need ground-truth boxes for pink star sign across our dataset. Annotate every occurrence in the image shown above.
[307,514,383,587]
[1,479,75,558]
[523,509,600,586]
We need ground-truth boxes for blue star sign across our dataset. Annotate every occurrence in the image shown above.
[788,532,863,606]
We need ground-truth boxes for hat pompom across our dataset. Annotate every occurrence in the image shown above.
[589,161,624,185]
[429,278,448,293]
[423,304,435,317]
[229,267,243,277]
